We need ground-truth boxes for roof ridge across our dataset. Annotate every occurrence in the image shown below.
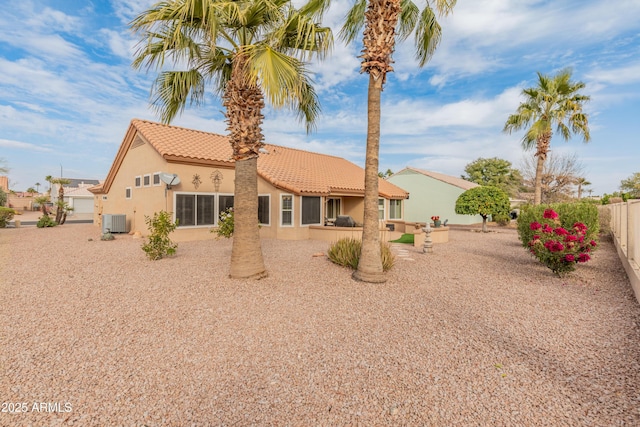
[131,118,227,139]
[132,119,348,161]
[263,143,347,161]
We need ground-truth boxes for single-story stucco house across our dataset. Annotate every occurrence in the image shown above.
[89,119,409,241]
[387,167,484,225]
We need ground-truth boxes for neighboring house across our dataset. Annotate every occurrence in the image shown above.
[51,179,100,221]
[89,119,408,241]
[387,167,483,225]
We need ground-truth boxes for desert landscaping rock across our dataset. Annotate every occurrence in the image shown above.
[1,224,639,425]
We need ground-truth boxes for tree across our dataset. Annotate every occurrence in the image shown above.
[26,187,37,196]
[574,177,591,200]
[35,182,41,193]
[378,169,393,179]
[45,175,53,193]
[131,0,331,279]
[455,186,510,233]
[620,172,640,198]
[503,69,591,205]
[0,188,6,207]
[50,178,71,224]
[0,158,8,175]
[34,195,50,216]
[461,157,523,197]
[339,0,456,283]
[520,152,583,204]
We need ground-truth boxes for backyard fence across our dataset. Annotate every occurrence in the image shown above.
[609,200,640,304]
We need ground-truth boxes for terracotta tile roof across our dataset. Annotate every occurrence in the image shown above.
[399,167,479,190]
[132,119,233,164]
[103,119,407,199]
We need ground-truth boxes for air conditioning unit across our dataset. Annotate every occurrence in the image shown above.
[102,214,127,233]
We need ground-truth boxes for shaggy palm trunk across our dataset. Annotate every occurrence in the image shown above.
[54,186,64,224]
[353,0,400,283]
[533,131,552,205]
[224,54,267,279]
[353,74,385,283]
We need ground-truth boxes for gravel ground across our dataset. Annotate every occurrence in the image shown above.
[1,224,639,426]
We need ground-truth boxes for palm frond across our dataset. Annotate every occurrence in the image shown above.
[151,70,205,124]
[338,0,367,44]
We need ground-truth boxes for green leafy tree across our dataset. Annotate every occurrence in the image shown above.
[339,0,456,283]
[503,69,591,205]
[131,0,332,278]
[0,188,6,207]
[620,172,640,198]
[0,158,8,175]
[462,157,523,197]
[142,211,179,260]
[455,186,510,233]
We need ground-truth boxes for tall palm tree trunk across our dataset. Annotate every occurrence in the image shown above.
[353,74,385,283]
[533,131,552,205]
[224,54,267,279]
[230,157,266,279]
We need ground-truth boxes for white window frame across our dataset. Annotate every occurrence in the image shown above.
[152,172,161,186]
[173,191,218,228]
[134,176,141,188]
[378,198,386,220]
[300,196,322,226]
[143,174,151,187]
[325,197,342,221]
[125,187,132,199]
[280,194,294,227]
[389,199,402,220]
[258,194,271,226]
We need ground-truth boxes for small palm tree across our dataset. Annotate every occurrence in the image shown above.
[35,182,41,194]
[131,0,331,278]
[504,69,591,205]
[574,177,591,200]
[339,0,456,282]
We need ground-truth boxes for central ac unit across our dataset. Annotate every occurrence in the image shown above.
[102,214,127,233]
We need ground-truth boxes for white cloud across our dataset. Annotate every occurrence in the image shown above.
[0,138,52,152]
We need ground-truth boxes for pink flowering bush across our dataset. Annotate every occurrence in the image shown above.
[526,208,596,276]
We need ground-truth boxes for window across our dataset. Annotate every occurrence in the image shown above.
[218,195,234,218]
[258,195,270,225]
[102,196,108,201]
[389,199,402,219]
[175,193,217,226]
[125,187,131,199]
[143,174,151,187]
[135,176,141,188]
[153,173,161,186]
[281,194,293,226]
[378,198,385,220]
[176,194,195,226]
[197,195,215,225]
[326,198,341,220]
[301,196,321,225]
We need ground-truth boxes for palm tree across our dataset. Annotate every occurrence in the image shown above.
[339,0,456,283]
[131,0,331,279]
[574,177,591,200]
[51,178,71,224]
[45,175,53,193]
[503,69,591,205]
[35,182,41,194]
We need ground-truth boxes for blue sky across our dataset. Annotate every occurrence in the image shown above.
[1,0,639,196]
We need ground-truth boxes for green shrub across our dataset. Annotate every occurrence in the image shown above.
[327,237,395,272]
[597,205,611,234]
[517,202,599,249]
[492,212,511,226]
[0,207,15,228]
[36,215,57,228]
[213,207,234,238]
[142,211,178,260]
